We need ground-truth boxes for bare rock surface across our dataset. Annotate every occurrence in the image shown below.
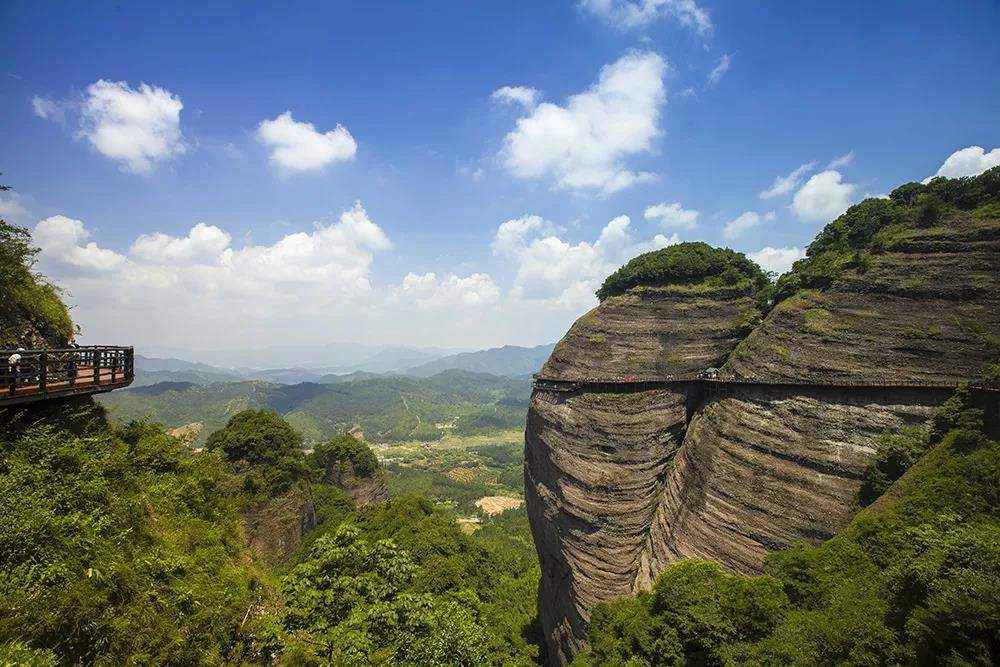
[324,458,389,507]
[539,286,758,380]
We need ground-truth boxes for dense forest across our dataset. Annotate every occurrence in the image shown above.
[0,402,541,665]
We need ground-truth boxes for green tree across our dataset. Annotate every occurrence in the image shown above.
[276,524,491,665]
[311,434,380,478]
[206,409,307,494]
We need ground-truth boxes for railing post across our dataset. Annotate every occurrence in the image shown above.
[39,352,47,394]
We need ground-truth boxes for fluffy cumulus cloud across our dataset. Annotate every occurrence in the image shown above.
[34,202,390,319]
[78,80,186,174]
[707,54,731,86]
[499,51,666,195]
[28,205,542,348]
[748,246,805,275]
[130,223,232,264]
[257,111,357,173]
[579,0,712,34]
[644,201,699,230]
[791,170,856,222]
[395,272,500,308]
[927,146,1000,181]
[759,161,816,199]
[491,86,540,110]
[722,211,767,239]
[493,213,677,307]
[32,216,127,274]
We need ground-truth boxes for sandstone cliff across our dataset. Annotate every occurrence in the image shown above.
[526,171,1000,664]
[316,433,389,508]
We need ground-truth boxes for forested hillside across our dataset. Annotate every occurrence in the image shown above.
[99,370,531,445]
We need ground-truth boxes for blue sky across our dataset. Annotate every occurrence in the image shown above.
[1,1,998,351]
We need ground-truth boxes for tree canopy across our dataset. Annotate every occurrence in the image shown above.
[0,177,74,348]
[596,242,768,302]
[205,409,306,494]
[311,433,381,478]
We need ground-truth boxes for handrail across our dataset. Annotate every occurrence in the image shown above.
[533,374,998,393]
[2,346,134,404]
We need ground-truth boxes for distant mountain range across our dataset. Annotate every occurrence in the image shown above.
[137,342,465,371]
[132,343,554,386]
[406,344,554,378]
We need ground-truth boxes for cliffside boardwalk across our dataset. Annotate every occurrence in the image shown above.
[2,346,134,406]
[532,374,998,394]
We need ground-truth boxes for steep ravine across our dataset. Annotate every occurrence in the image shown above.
[525,190,1000,664]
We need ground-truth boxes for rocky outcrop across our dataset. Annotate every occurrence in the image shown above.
[526,284,761,664]
[526,198,1000,663]
[246,482,316,566]
[540,286,758,380]
[324,458,389,507]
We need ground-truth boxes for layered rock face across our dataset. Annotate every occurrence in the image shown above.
[526,202,1000,663]
[526,285,760,663]
[247,483,317,565]
[324,458,389,507]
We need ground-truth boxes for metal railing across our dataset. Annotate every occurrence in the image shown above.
[2,346,134,404]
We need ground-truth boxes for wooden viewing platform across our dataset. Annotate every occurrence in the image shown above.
[2,346,134,406]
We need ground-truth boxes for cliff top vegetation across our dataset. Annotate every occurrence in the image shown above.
[0,178,74,349]
[769,166,1000,305]
[596,242,769,302]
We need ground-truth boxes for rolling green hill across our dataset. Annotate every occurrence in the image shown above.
[99,369,531,445]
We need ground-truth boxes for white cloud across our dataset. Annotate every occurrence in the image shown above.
[0,193,31,224]
[791,170,856,222]
[748,246,805,275]
[493,213,677,307]
[826,151,854,169]
[579,0,712,34]
[759,161,816,199]
[35,202,389,302]
[31,95,65,124]
[79,80,186,174]
[644,201,699,230]
[491,86,540,110]
[707,54,731,86]
[926,145,1000,181]
[33,216,127,274]
[131,223,232,264]
[499,51,666,195]
[396,272,500,308]
[257,111,357,173]
[723,211,762,240]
